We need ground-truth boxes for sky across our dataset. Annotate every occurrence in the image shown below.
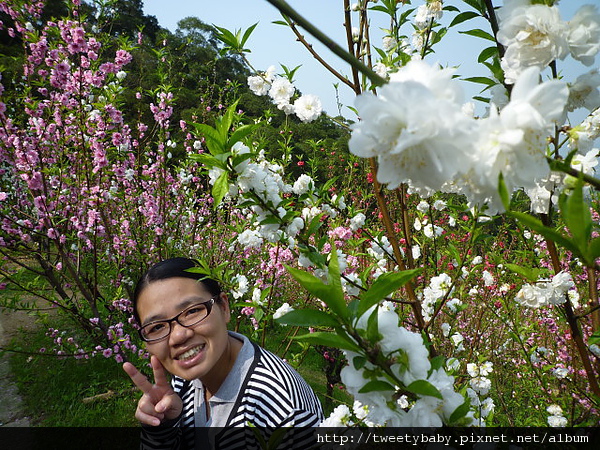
[142,0,595,122]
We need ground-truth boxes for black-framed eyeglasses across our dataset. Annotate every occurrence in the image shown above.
[139,297,216,342]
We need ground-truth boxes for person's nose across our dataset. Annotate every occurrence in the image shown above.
[169,320,193,345]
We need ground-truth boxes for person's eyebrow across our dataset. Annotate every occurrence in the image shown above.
[141,297,208,325]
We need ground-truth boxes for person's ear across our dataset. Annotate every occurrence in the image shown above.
[218,293,231,323]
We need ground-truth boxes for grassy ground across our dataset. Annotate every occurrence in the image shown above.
[7,314,348,426]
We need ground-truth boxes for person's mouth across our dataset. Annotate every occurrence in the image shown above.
[176,344,205,361]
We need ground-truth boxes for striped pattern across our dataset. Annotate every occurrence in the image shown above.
[140,342,323,450]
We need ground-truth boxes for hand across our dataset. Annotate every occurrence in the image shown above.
[123,355,183,426]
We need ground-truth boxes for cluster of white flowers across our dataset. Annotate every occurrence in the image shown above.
[337,301,468,427]
[320,404,353,427]
[515,271,575,308]
[421,273,452,322]
[547,404,568,427]
[247,66,322,122]
[572,108,600,153]
[367,235,393,260]
[230,274,249,299]
[349,58,573,214]
[414,1,443,30]
[497,1,600,84]
[465,361,494,426]
[348,212,366,231]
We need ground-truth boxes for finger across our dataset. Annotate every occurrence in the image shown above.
[135,407,164,427]
[123,362,154,394]
[155,391,183,416]
[150,355,170,388]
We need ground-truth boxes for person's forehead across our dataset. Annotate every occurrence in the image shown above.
[138,277,212,321]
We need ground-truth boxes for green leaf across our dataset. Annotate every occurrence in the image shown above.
[589,237,600,261]
[462,0,486,14]
[448,399,471,425]
[478,46,498,63]
[358,380,395,394]
[509,211,581,256]
[459,29,495,41]
[285,266,347,319]
[463,76,497,87]
[228,124,258,148]
[188,153,226,170]
[213,25,238,48]
[352,355,367,371]
[357,269,421,318]
[443,5,460,13]
[240,22,258,48]
[588,331,600,346]
[429,355,446,373]
[505,264,542,283]
[192,123,224,155]
[217,100,239,138]
[292,331,361,353]
[449,11,480,28]
[326,246,347,318]
[275,309,340,328]
[560,183,592,255]
[211,171,229,207]
[498,172,510,211]
[366,305,381,343]
[405,379,443,399]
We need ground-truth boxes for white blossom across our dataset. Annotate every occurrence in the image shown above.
[231,275,249,299]
[417,200,429,213]
[294,94,322,123]
[349,212,366,231]
[497,1,569,83]
[373,62,389,79]
[269,77,295,105]
[248,75,270,96]
[236,229,263,249]
[414,2,443,29]
[571,148,599,175]
[482,270,494,287]
[552,367,569,379]
[320,404,353,427]
[464,67,568,214]
[273,302,294,320]
[292,174,314,195]
[286,217,304,238]
[349,60,476,192]
[567,5,600,66]
[567,69,600,112]
[382,36,397,52]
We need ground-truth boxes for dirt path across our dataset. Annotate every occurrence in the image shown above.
[0,306,33,427]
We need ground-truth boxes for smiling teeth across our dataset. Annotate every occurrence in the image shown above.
[178,345,204,361]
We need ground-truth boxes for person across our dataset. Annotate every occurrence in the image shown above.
[123,257,323,449]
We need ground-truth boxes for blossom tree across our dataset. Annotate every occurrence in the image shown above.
[195,0,600,426]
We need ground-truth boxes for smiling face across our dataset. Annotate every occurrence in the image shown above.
[136,277,234,387]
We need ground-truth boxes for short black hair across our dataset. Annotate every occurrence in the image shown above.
[132,257,221,324]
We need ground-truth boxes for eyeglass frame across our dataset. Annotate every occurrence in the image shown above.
[138,296,218,343]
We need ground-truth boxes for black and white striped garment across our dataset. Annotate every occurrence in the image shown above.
[140,341,323,450]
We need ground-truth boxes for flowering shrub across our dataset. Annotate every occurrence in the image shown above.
[0,0,224,364]
[202,0,600,426]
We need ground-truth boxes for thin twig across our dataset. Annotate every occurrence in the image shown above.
[284,17,355,90]
[264,0,385,88]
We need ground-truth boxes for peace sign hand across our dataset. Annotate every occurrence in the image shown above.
[123,355,183,426]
